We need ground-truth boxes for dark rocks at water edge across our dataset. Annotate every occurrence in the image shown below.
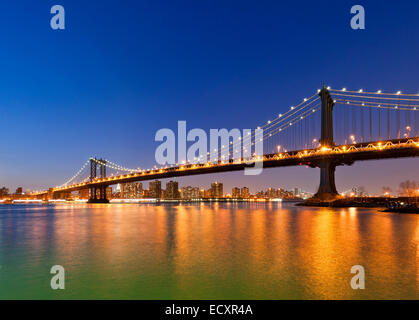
[297,197,417,208]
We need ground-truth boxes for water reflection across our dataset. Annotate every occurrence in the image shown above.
[0,203,417,299]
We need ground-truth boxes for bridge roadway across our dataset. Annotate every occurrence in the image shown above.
[33,137,419,197]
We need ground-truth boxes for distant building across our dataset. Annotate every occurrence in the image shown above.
[0,187,9,198]
[181,186,200,200]
[166,181,180,199]
[106,187,113,199]
[15,187,23,195]
[266,188,283,199]
[149,180,162,199]
[211,182,223,198]
[232,187,241,198]
[255,190,265,199]
[240,187,250,199]
[121,182,143,198]
[204,189,212,199]
[78,189,90,199]
[199,189,205,198]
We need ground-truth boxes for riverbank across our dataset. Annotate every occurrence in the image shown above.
[298,196,418,208]
[0,198,303,204]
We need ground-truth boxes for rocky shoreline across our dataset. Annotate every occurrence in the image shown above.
[297,197,417,208]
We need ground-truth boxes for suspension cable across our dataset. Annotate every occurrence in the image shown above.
[57,160,90,187]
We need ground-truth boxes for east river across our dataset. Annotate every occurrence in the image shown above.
[0,202,417,299]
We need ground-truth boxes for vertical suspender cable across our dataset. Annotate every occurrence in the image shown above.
[360,106,364,142]
[387,108,390,140]
[378,107,381,140]
[369,107,372,141]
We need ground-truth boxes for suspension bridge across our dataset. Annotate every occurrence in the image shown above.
[29,86,419,203]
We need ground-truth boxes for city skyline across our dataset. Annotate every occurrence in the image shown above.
[2,176,418,200]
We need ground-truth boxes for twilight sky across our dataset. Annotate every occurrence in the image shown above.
[0,0,418,195]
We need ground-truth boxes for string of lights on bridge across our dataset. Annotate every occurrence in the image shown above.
[53,93,321,187]
[43,138,419,195]
[57,160,90,188]
[49,86,419,191]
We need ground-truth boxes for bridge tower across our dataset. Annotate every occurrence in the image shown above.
[88,157,109,203]
[314,86,339,200]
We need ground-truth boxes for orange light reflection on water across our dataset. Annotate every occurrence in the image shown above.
[1,202,418,299]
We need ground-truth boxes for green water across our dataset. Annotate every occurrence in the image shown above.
[0,202,417,299]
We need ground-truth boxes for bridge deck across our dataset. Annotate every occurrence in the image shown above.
[32,137,419,196]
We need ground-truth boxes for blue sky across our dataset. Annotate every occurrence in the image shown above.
[1,1,419,194]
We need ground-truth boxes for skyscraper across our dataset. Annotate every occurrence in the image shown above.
[149,180,162,199]
[121,182,143,198]
[240,187,250,199]
[166,181,179,199]
[232,187,240,198]
[181,186,200,200]
[211,182,223,198]
[0,187,9,198]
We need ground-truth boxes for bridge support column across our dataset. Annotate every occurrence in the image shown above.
[88,186,109,203]
[88,187,97,201]
[313,86,340,201]
[314,159,339,200]
[87,157,109,203]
